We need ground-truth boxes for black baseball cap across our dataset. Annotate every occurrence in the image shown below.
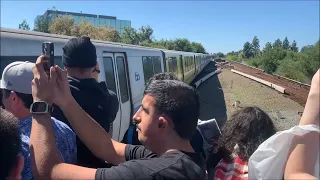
[62,36,97,68]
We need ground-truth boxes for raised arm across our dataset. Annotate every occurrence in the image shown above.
[30,57,97,179]
[284,69,320,180]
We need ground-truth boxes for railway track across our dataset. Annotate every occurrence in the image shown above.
[220,61,310,106]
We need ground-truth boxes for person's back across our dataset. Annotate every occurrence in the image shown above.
[0,61,77,180]
[0,108,24,180]
[51,36,116,168]
[210,106,276,180]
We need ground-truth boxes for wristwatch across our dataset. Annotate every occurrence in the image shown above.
[30,101,51,114]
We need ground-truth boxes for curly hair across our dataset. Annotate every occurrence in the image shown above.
[214,106,277,162]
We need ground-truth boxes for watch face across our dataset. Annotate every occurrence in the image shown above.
[31,102,48,113]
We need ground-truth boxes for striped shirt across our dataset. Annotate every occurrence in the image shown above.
[213,157,248,180]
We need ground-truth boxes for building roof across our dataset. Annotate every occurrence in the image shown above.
[44,10,117,20]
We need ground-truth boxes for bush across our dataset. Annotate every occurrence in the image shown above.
[247,58,262,68]
[276,59,310,83]
[226,54,241,62]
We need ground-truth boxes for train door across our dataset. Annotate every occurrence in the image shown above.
[194,55,197,75]
[102,52,131,142]
[179,55,184,81]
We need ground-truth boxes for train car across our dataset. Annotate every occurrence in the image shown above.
[0,27,211,141]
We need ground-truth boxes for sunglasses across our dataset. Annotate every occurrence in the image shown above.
[92,68,100,73]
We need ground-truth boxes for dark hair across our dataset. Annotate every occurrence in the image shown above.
[145,72,179,89]
[214,106,276,161]
[3,89,33,109]
[144,80,200,139]
[0,108,21,179]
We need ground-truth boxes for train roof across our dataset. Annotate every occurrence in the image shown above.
[0,27,209,56]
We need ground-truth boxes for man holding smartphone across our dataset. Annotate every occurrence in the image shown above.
[51,36,118,168]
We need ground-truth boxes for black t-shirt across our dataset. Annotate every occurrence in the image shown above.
[98,82,119,122]
[95,145,206,180]
[122,126,204,156]
[51,76,118,168]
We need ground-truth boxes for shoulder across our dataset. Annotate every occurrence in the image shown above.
[51,117,74,134]
[125,145,155,160]
[157,151,206,178]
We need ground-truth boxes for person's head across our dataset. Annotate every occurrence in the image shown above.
[133,79,200,150]
[62,36,97,79]
[146,72,179,86]
[0,61,34,120]
[0,108,24,180]
[214,106,277,162]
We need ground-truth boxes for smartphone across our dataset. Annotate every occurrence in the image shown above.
[42,42,54,75]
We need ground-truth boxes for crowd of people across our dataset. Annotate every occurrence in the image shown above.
[0,36,319,180]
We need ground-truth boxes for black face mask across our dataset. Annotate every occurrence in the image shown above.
[0,89,3,108]
[0,90,6,109]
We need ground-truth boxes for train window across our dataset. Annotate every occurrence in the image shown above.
[142,56,154,84]
[168,57,177,75]
[0,56,63,79]
[102,57,117,94]
[153,57,162,74]
[142,56,162,84]
[116,56,129,103]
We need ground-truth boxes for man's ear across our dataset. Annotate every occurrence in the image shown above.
[158,116,169,129]
[8,155,24,180]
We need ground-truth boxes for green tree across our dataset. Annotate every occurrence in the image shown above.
[261,50,279,73]
[18,20,30,30]
[282,37,290,50]
[300,45,314,53]
[173,38,192,52]
[243,42,253,59]
[276,58,309,83]
[216,52,225,58]
[49,16,74,36]
[251,36,260,57]
[191,42,206,53]
[263,42,272,52]
[34,14,51,33]
[34,6,58,33]
[121,27,140,45]
[138,25,154,43]
[291,40,299,52]
[273,38,282,49]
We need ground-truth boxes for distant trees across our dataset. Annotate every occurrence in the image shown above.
[273,38,282,49]
[48,16,74,36]
[282,37,290,50]
[243,42,253,59]
[251,36,260,57]
[34,12,52,33]
[120,26,206,53]
[29,8,206,53]
[225,35,319,84]
[291,40,298,52]
[18,20,30,30]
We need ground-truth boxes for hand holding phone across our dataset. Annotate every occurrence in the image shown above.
[42,42,54,75]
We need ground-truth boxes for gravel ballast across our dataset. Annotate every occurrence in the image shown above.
[217,69,305,130]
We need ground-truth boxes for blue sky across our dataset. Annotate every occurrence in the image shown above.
[1,1,319,53]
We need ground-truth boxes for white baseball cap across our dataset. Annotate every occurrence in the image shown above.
[0,61,35,94]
